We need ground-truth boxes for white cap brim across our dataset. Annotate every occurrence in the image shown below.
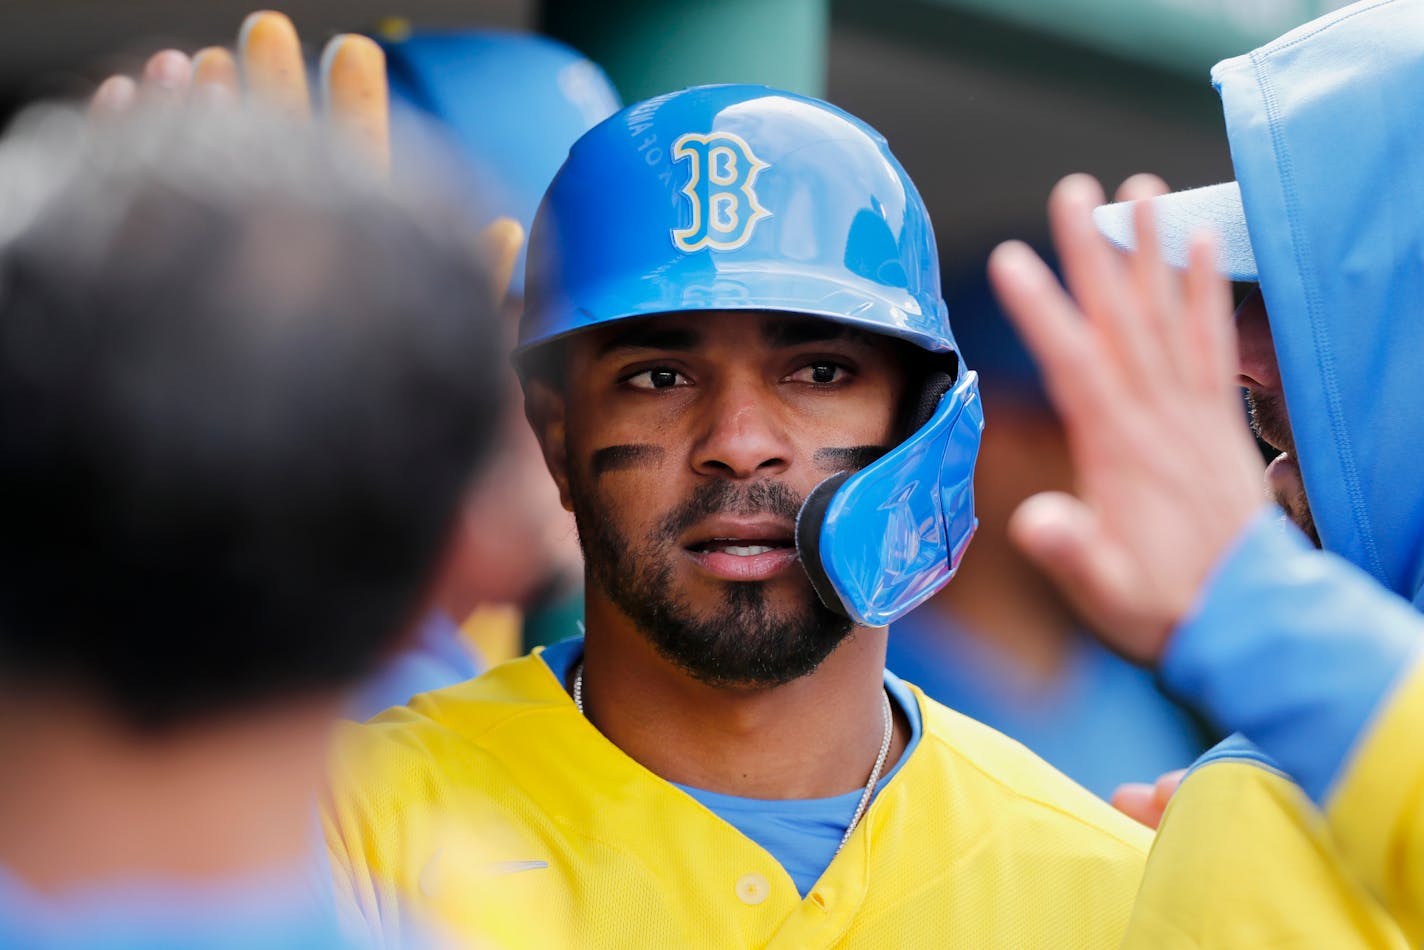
[1091,181,1258,282]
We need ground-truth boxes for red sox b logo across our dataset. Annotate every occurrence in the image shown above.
[670,132,771,252]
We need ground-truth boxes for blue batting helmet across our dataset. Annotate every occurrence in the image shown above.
[519,84,983,627]
[382,30,622,289]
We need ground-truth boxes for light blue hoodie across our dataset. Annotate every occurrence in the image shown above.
[1159,0,1424,804]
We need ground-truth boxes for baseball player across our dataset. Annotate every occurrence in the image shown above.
[96,14,583,721]
[324,83,1150,947]
[989,0,1424,944]
[0,99,503,947]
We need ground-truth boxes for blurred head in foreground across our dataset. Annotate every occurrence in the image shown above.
[0,103,501,903]
[0,105,502,726]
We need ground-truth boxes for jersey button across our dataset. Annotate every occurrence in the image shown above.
[735,873,770,905]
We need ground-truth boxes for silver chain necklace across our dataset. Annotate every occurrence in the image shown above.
[572,661,894,855]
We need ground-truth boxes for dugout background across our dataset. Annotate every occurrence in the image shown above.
[2,0,1345,271]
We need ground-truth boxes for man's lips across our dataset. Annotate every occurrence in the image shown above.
[683,518,798,581]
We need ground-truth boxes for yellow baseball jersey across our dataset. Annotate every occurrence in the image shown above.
[1121,660,1424,949]
[324,650,1149,948]
[1122,752,1410,948]
[1327,656,1424,942]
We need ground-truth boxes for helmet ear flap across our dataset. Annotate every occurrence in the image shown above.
[797,363,962,622]
[795,471,854,618]
[794,370,983,627]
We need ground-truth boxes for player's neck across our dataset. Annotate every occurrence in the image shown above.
[579,597,908,800]
[0,689,339,892]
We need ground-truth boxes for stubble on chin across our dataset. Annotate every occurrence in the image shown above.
[1247,391,1321,548]
[568,477,854,687]
[1245,390,1295,455]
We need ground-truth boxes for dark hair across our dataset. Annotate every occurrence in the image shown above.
[0,106,502,728]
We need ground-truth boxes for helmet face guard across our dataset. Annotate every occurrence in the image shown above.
[797,371,982,628]
[518,84,985,628]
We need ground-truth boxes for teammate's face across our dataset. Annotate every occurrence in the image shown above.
[1236,287,1320,546]
[546,310,907,687]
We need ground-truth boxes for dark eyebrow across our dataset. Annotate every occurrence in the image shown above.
[761,319,876,349]
[596,326,701,357]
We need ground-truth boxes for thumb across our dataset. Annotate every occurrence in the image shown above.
[1009,491,1113,597]
[480,218,525,308]
[1009,492,1156,660]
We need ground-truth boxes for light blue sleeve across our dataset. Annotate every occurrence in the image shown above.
[1160,509,1424,804]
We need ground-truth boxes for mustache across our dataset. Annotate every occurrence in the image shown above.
[657,480,803,542]
[1244,390,1295,454]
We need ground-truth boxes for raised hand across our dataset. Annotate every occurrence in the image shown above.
[85,11,520,301]
[88,12,387,174]
[987,174,1268,664]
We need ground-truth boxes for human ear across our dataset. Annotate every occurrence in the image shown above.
[523,379,573,512]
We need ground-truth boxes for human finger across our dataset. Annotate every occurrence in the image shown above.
[988,240,1117,425]
[480,218,525,307]
[89,75,138,119]
[1183,232,1238,400]
[1155,768,1187,806]
[239,11,311,120]
[1111,782,1167,829]
[1050,175,1164,389]
[1120,175,1188,386]
[140,50,192,105]
[320,34,390,174]
[191,47,240,109]
[1113,172,1169,204]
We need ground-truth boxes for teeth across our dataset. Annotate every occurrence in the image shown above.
[723,545,774,556]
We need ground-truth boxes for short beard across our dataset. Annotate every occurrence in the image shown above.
[1266,460,1321,548]
[571,477,855,689]
[1245,390,1321,547]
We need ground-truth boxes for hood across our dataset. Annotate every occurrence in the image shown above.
[1217,0,1424,604]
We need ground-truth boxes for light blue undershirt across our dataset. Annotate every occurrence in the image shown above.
[540,637,922,897]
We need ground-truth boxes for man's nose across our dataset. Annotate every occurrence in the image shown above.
[690,378,790,479]
[1235,287,1281,390]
